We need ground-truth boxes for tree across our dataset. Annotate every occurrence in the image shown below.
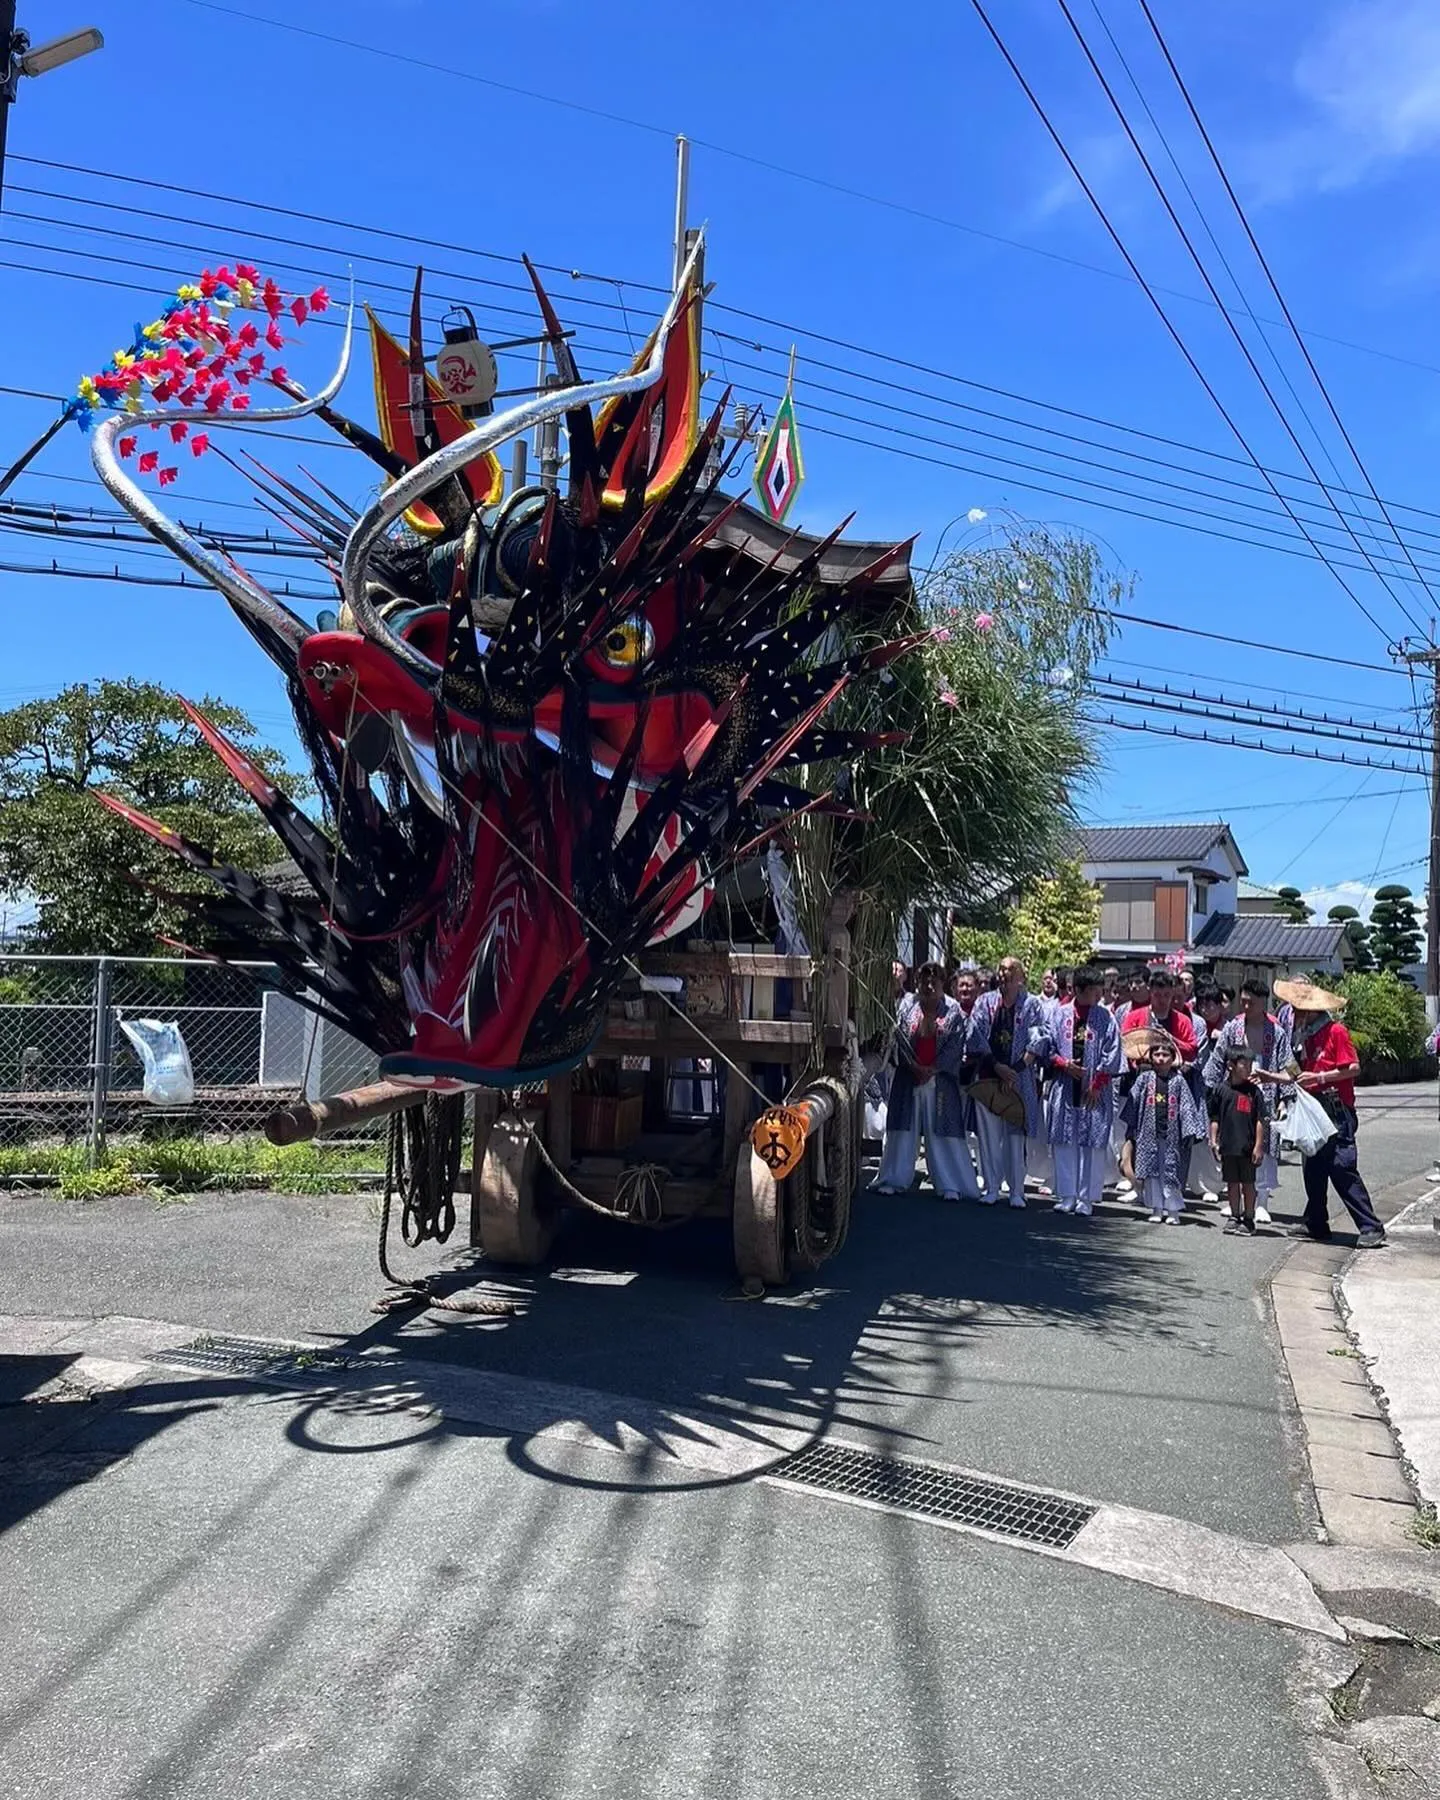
[950,926,1011,970]
[1275,885,1312,923]
[0,680,301,955]
[1009,860,1101,974]
[787,520,1126,1036]
[1367,885,1423,978]
[1333,971,1428,1067]
[1328,905,1375,972]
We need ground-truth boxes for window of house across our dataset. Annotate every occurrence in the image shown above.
[1100,880,1156,943]
[1155,882,1188,943]
[1193,880,1210,916]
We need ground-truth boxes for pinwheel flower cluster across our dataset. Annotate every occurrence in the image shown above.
[68,265,329,484]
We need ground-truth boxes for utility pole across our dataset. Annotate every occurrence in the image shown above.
[672,135,691,290]
[0,14,105,210]
[0,2,15,205]
[1399,636,1440,1026]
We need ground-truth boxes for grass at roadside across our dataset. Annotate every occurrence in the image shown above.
[0,1137,381,1199]
[1408,1505,1440,1551]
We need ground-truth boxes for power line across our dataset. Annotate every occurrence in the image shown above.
[1095,604,1404,678]
[26,189,1440,568]
[1272,772,1383,881]
[1086,710,1426,775]
[15,231,1440,589]
[16,164,1440,619]
[1047,0,1429,638]
[1096,655,1416,713]
[19,157,1440,544]
[1094,682,1425,756]
[808,411,1440,585]
[1084,784,1421,821]
[1089,673,1426,747]
[1084,0,1356,507]
[0,553,331,602]
[1133,0,1440,612]
[146,12,1440,383]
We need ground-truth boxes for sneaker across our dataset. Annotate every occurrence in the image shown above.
[1357,1229,1388,1249]
[1053,1198,1076,1213]
[1223,1218,1247,1236]
[1116,1179,1135,1197]
[1284,1224,1332,1242]
[1147,1212,1163,1223]
[1254,1206,1272,1225]
[1074,1201,1093,1217]
[1162,1215,1180,1226]
[1244,1217,1257,1235]
[1008,1194,1026,1209]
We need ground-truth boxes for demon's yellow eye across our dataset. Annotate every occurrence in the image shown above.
[601,616,654,669]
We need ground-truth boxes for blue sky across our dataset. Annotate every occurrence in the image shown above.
[2,0,1438,920]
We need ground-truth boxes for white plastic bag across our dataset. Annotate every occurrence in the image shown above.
[118,1017,195,1107]
[1279,1086,1337,1158]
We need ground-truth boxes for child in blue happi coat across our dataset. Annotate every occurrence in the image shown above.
[1121,1034,1207,1224]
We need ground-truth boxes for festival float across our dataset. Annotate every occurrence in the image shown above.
[51,241,918,1291]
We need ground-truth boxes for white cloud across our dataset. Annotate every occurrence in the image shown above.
[1028,133,1133,224]
[1258,1,1440,198]
[1301,879,1377,919]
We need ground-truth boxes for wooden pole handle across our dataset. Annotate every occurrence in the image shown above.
[263,1080,427,1146]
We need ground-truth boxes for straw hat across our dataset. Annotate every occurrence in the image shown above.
[1273,977,1347,1014]
[1123,1026,1175,1059]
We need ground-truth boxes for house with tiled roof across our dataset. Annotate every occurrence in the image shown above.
[1076,822,1352,984]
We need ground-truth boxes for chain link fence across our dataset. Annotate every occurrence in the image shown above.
[0,954,383,1173]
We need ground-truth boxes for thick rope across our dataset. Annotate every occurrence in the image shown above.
[375,1098,517,1315]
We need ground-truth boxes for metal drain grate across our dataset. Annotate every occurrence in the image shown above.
[773,1442,1096,1548]
[158,1335,356,1383]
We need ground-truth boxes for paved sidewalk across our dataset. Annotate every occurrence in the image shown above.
[1343,1188,1440,1510]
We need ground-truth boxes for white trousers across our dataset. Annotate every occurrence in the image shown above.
[1188,1139,1223,1193]
[1109,1111,1130,1184]
[1053,1141,1105,1207]
[1144,1175,1184,1216]
[1027,1133,1053,1187]
[878,1081,981,1198]
[974,1105,1026,1202]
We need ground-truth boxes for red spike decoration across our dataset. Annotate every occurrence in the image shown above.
[84,249,919,1096]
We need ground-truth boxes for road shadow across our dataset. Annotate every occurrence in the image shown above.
[0,1350,222,1537]
[270,1181,1230,1482]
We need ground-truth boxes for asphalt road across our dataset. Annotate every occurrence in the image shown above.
[0,1387,1328,1800]
[0,1081,1432,1799]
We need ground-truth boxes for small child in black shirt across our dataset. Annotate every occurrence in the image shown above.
[1209,1048,1265,1235]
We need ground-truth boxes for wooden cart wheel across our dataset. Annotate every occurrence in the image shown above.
[733,1142,792,1287]
[476,1112,558,1266]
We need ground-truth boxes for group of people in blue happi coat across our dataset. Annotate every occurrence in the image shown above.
[868,957,1386,1245]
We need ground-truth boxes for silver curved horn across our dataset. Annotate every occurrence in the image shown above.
[91,290,356,651]
[340,230,707,684]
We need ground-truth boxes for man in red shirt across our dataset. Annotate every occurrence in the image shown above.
[1279,980,1386,1248]
[1121,968,1197,1063]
